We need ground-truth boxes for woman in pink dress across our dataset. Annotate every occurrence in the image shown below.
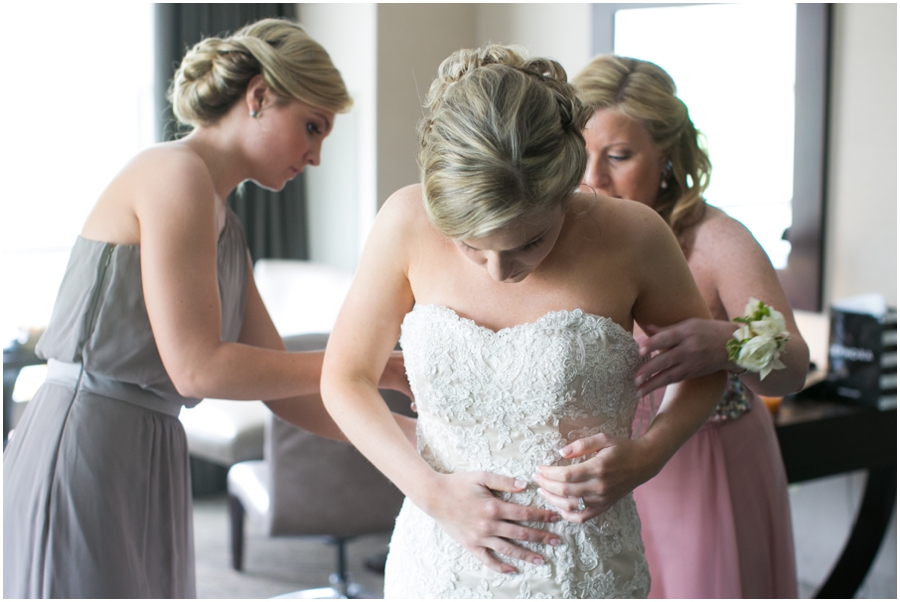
[532,55,810,598]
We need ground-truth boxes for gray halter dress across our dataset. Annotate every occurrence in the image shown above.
[3,208,249,598]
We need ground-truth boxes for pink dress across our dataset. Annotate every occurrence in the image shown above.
[632,375,799,598]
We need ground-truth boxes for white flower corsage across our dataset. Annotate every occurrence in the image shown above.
[726,298,791,380]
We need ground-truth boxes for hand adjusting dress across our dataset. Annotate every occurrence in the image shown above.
[3,208,249,598]
[384,304,650,599]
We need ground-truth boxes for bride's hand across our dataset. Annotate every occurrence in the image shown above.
[532,435,663,523]
[379,350,413,401]
[427,471,561,574]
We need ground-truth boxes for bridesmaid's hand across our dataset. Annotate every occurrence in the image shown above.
[532,435,663,523]
[634,319,736,397]
[379,350,413,400]
[428,472,561,574]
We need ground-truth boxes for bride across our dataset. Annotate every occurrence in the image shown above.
[321,45,725,598]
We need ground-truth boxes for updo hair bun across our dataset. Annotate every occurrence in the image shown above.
[418,44,591,240]
[169,18,351,129]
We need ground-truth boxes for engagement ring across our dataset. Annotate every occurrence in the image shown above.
[576,496,586,512]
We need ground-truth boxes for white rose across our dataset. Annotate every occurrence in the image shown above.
[736,335,786,379]
[744,297,762,316]
[733,324,753,341]
[751,310,787,339]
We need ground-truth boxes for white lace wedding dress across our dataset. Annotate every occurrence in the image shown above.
[384,304,650,599]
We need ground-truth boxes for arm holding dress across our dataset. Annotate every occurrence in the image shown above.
[634,210,809,397]
[236,255,411,440]
[133,147,409,440]
[136,149,329,401]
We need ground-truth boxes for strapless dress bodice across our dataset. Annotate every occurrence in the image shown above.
[384,304,650,599]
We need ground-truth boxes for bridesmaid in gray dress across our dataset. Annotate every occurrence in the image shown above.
[2,19,417,598]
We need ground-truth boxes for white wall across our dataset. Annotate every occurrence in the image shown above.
[376,4,477,206]
[298,3,377,271]
[476,4,592,78]
[823,3,897,307]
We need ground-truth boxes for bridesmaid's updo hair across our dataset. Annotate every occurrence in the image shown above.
[573,55,710,247]
[169,18,351,128]
[418,44,591,240]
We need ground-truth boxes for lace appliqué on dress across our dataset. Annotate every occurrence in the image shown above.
[384,305,650,599]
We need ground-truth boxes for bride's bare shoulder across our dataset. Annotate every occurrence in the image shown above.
[381,184,425,214]
[376,184,435,236]
[576,193,673,254]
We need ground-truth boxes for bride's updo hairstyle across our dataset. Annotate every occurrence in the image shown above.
[418,44,591,240]
[169,18,351,129]
[573,55,710,248]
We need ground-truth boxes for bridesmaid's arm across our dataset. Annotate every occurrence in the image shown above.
[135,148,327,402]
[234,256,413,441]
[233,258,343,441]
[634,212,809,397]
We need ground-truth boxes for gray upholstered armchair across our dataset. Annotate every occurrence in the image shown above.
[226,332,412,598]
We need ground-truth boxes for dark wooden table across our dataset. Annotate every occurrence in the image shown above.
[774,393,897,598]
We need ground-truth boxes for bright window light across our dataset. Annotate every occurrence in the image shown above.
[1,4,154,342]
[614,4,797,268]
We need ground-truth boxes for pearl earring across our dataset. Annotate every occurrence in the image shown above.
[250,109,259,118]
[659,160,673,190]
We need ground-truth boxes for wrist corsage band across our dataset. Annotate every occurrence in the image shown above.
[726,298,790,380]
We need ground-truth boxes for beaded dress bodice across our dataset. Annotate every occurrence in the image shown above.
[383,305,650,599]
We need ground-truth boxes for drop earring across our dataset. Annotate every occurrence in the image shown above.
[659,159,673,190]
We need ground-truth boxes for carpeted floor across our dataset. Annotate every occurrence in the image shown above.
[193,494,390,599]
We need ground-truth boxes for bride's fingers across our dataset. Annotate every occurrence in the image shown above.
[470,547,516,575]
[478,472,561,522]
[535,486,586,512]
[491,520,561,547]
[485,537,547,568]
[535,488,608,524]
[494,498,560,525]
[478,471,530,493]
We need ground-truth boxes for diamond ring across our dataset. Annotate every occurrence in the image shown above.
[576,496,586,512]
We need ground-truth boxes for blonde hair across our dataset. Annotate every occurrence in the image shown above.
[573,55,710,247]
[418,44,591,240]
[169,18,352,128]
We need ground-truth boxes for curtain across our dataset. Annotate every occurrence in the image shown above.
[154,3,308,261]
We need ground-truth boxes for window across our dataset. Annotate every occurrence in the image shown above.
[1,4,155,341]
[591,3,829,310]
